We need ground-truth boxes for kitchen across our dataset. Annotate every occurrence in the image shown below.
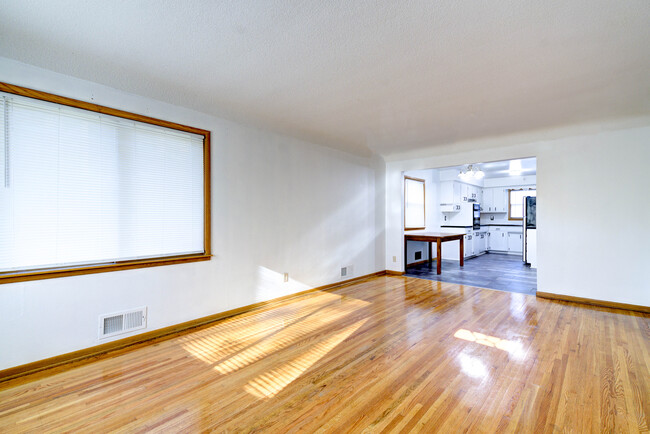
[403,158,537,294]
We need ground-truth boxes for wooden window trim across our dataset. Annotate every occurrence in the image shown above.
[404,176,426,231]
[0,82,212,284]
[507,188,535,221]
[507,189,522,221]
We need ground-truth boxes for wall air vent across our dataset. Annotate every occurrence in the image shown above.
[99,307,147,339]
[341,265,353,278]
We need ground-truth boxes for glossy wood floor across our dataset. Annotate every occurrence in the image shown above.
[1,276,648,433]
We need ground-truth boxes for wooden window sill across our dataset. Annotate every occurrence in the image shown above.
[0,254,212,284]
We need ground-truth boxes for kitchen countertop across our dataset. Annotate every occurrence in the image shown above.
[439,225,523,233]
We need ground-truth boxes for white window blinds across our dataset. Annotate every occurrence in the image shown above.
[0,92,205,273]
[404,177,425,229]
[509,189,536,219]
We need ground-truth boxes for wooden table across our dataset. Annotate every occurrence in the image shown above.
[404,232,465,275]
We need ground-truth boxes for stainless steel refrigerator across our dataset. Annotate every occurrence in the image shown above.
[522,196,536,265]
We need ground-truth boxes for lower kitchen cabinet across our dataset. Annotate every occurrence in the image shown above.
[490,230,508,251]
[474,232,487,254]
[474,232,487,253]
[507,232,523,253]
[464,234,474,257]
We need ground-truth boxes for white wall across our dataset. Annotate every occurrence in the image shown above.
[0,58,386,370]
[386,126,650,306]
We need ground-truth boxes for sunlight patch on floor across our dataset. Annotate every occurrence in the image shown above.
[244,318,368,399]
[180,292,370,374]
[454,329,526,359]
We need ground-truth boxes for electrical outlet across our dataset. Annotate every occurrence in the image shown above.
[393,256,397,262]
[283,272,289,282]
[444,215,447,221]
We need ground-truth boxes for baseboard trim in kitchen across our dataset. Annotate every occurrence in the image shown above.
[406,259,433,267]
[536,291,649,314]
[0,270,388,383]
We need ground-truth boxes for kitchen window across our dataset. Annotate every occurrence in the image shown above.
[508,188,536,220]
[404,176,425,230]
[0,83,211,283]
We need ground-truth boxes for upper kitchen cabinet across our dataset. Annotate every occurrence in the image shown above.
[460,183,470,202]
[482,187,507,213]
[441,181,482,206]
[493,188,507,212]
[440,181,461,205]
[482,188,493,211]
[469,185,481,202]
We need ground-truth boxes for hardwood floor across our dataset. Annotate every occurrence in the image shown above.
[0,276,648,432]
[406,253,537,295]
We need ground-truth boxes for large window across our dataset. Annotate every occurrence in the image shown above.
[508,188,536,220]
[0,83,210,283]
[404,176,425,230]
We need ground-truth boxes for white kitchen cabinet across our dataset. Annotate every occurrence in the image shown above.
[464,234,474,257]
[440,203,461,213]
[440,181,461,205]
[493,188,507,213]
[508,232,523,253]
[490,229,508,251]
[460,183,470,202]
[441,181,484,205]
[469,184,476,202]
[474,231,486,254]
[482,188,507,213]
[482,188,493,211]
[441,181,483,207]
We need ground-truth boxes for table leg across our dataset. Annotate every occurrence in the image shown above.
[436,240,442,274]
[404,238,407,272]
[459,237,464,267]
[428,242,432,267]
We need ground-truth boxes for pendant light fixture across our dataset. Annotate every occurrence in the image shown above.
[458,164,485,179]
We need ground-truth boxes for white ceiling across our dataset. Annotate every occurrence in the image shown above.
[1,1,649,157]
[444,158,537,179]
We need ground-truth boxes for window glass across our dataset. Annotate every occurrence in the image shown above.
[509,189,536,220]
[404,177,425,229]
[0,92,206,275]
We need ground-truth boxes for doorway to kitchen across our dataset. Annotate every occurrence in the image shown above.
[403,158,537,295]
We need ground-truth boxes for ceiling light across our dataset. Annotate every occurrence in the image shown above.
[508,160,522,175]
[458,164,484,179]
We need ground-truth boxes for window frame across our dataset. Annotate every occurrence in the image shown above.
[507,188,535,221]
[404,176,426,231]
[0,82,211,284]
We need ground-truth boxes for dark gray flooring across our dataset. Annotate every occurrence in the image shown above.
[405,253,537,295]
